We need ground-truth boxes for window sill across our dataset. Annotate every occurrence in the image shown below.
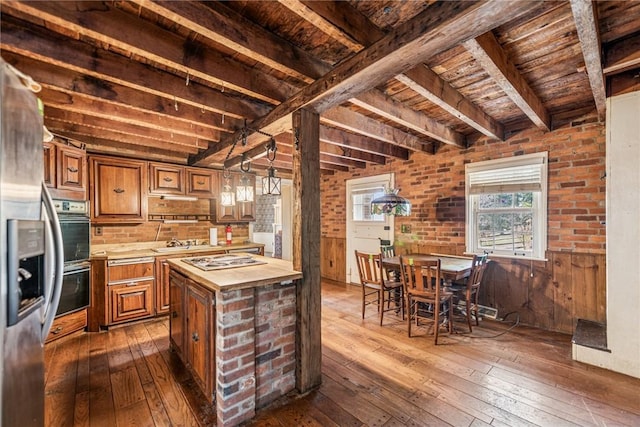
[464,252,548,262]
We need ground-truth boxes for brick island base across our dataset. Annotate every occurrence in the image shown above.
[216,283,297,426]
[167,256,302,426]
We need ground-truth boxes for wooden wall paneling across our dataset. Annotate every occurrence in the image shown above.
[551,252,574,334]
[526,259,554,331]
[572,253,607,324]
[320,237,346,282]
[596,254,607,323]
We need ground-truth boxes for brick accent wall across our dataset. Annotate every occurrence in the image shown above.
[90,198,249,245]
[215,283,297,426]
[321,114,606,254]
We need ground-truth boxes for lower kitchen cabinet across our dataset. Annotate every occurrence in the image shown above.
[46,308,87,343]
[109,280,154,324]
[169,270,215,401]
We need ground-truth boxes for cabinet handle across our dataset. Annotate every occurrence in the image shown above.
[163,177,173,182]
[192,332,199,342]
[172,311,178,318]
[197,180,205,185]
[67,166,78,173]
[51,326,63,335]
[113,188,125,193]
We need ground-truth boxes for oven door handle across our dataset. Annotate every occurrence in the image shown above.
[41,182,64,342]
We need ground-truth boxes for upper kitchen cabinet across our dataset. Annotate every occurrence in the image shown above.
[149,162,185,195]
[186,168,217,199]
[216,171,255,223]
[43,140,87,201]
[90,155,147,223]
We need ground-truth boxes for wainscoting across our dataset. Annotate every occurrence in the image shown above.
[321,237,606,335]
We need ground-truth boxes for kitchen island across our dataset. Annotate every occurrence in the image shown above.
[166,254,302,427]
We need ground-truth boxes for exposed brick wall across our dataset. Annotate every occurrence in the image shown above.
[321,113,606,254]
[215,283,297,426]
[254,283,296,408]
[90,198,249,245]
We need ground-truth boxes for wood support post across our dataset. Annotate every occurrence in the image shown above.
[292,108,322,392]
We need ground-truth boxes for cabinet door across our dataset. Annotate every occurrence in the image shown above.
[186,282,211,394]
[58,144,86,194]
[169,271,185,357]
[186,168,216,198]
[90,156,147,223]
[155,258,171,315]
[109,280,154,324]
[149,163,185,195]
[43,141,56,188]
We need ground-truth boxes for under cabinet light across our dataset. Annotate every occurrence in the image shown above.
[160,195,198,201]
[163,219,198,224]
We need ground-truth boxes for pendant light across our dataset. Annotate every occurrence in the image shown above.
[236,154,254,203]
[370,187,411,216]
[262,138,281,195]
[220,167,235,207]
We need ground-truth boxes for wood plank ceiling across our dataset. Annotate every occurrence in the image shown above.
[2,1,639,176]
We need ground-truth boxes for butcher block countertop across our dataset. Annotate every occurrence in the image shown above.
[167,255,302,292]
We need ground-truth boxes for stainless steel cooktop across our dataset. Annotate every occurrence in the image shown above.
[181,254,266,271]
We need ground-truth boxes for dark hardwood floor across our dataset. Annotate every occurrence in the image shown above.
[44,279,640,426]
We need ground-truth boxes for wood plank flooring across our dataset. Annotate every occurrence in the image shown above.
[44,279,640,426]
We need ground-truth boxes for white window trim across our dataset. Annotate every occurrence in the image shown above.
[465,152,548,261]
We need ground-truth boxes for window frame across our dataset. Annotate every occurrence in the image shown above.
[465,152,548,260]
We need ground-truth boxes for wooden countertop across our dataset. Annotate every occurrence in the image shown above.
[167,255,302,292]
[90,242,264,260]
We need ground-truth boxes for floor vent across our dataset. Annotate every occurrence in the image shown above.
[455,302,498,320]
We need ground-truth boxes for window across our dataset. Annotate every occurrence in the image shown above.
[352,187,385,222]
[465,152,547,260]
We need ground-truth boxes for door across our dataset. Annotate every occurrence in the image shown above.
[345,174,395,284]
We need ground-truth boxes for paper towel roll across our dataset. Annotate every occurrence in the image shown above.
[209,228,218,246]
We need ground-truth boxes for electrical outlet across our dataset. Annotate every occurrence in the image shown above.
[95,226,103,236]
[401,224,411,233]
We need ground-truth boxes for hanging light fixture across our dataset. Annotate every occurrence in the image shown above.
[370,186,412,216]
[220,167,235,207]
[262,138,281,195]
[236,154,254,203]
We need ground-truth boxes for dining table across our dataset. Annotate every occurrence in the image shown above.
[382,253,473,283]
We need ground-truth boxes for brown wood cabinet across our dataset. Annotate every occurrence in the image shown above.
[149,162,185,195]
[186,167,217,198]
[90,155,147,223]
[43,141,87,200]
[45,308,87,343]
[169,270,215,401]
[169,270,185,357]
[216,171,256,223]
[109,280,154,324]
[43,141,56,188]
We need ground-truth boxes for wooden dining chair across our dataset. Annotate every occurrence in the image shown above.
[399,256,453,344]
[354,250,404,326]
[448,254,488,332]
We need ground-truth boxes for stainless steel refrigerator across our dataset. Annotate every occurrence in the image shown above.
[1,58,64,426]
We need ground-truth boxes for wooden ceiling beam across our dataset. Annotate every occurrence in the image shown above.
[319,126,410,160]
[131,0,328,83]
[39,87,219,143]
[603,32,640,76]
[0,15,267,123]
[45,108,204,149]
[288,0,504,143]
[3,54,224,142]
[570,0,606,121]
[463,31,551,131]
[322,107,428,152]
[278,0,364,51]
[396,65,505,141]
[318,140,386,165]
[349,91,465,148]
[2,0,293,104]
[45,118,200,154]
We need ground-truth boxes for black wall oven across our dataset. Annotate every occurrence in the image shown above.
[54,199,90,316]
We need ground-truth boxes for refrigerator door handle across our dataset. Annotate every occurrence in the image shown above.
[41,182,64,341]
